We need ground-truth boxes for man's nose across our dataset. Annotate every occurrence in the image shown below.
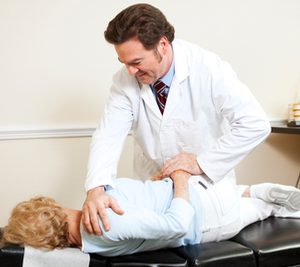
[126,65,139,75]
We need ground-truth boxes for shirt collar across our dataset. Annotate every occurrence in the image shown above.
[160,56,175,87]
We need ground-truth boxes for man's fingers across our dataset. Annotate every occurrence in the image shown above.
[163,166,179,177]
[110,198,125,215]
[162,159,180,176]
[161,152,201,176]
[82,207,94,234]
[82,188,124,235]
[161,158,176,175]
[98,206,110,232]
[82,204,103,235]
[97,197,124,232]
[89,207,103,236]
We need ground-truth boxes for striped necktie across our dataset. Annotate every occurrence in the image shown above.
[153,80,168,114]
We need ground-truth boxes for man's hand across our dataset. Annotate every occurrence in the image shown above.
[161,152,203,177]
[82,186,124,236]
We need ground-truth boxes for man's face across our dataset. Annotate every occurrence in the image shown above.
[114,37,170,85]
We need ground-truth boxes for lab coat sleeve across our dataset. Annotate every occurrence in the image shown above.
[85,71,137,191]
[197,56,271,183]
[100,198,194,241]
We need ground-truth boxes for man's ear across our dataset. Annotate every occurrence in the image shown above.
[159,36,169,54]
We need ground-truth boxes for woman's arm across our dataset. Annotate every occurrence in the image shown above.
[171,170,190,201]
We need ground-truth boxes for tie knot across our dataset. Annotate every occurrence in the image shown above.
[153,80,166,93]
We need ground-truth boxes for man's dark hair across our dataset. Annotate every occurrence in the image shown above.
[104,4,175,49]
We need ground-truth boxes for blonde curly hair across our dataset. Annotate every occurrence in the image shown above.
[1,196,69,249]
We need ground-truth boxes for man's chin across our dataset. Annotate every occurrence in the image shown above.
[136,76,154,85]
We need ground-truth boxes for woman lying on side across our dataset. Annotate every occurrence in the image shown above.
[2,170,300,256]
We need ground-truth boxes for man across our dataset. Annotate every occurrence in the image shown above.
[82,3,271,236]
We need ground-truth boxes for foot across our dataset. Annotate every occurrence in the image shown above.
[251,183,300,212]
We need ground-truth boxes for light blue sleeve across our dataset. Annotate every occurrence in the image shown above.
[100,198,195,241]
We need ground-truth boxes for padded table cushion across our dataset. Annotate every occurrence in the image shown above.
[0,245,24,267]
[175,240,256,267]
[108,249,188,267]
[0,239,255,267]
[232,217,300,267]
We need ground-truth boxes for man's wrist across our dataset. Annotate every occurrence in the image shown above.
[87,185,106,195]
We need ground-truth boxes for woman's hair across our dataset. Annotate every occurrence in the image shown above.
[1,196,69,250]
[104,3,175,49]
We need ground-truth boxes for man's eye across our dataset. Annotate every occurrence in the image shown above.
[125,61,142,68]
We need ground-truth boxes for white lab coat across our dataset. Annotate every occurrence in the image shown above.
[86,39,270,224]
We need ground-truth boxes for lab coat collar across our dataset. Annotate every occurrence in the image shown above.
[140,39,189,119]
[172,39,189,83]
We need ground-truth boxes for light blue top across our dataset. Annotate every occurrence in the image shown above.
[81,178,203,256]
